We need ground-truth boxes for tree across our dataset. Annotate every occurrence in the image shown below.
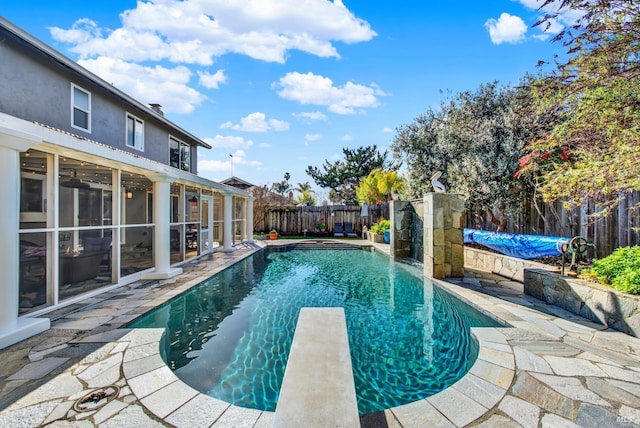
[248,185,273,232]
[355,169,406,204]
[392,82,533,228]
[271,172,292,196]
[294,181,312,194]
[517,0,640,214]
[306,145,396,205]
[295,189,316,206]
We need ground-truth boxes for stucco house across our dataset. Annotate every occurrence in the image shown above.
[0,17,254,349]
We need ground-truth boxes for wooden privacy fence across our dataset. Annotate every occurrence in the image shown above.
[258,204,389,236]
[467,191,640,259]
[257,192,640,258]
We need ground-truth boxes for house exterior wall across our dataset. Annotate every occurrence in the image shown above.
[0,17,251,350]
[0,27,198,173]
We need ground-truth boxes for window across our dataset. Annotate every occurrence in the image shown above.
[169,136,191,172]
[71,84,91,132]
[126,114,144,150]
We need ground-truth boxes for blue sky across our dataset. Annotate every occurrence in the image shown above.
[2,0,576,201]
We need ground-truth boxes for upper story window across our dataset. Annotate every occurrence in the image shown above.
[126,113,144,151]
[169,136,191,172]
[71,84,91,132]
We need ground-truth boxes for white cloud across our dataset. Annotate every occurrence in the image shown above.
[220,112,290,132]
[485,13,528,45]
[514,1,582,37]
[198,158,233,173]
[274,72,386,115]
[199,149,261,174]
[49,0,376,65]
[202,135,254,149]
[305,133,322,142]
[342,134,353,141]
[48,2,376,118]
[78,57,206,113]
[294,111,328,122]
[198,69,227,89]
[382,127,392,133]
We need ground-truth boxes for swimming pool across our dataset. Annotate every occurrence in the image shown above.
[129,246,501,414]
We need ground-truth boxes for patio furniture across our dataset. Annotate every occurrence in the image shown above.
[83,236,111,268]
[59,251,106,285]
[334,223,345,237]
[344,222,357,238]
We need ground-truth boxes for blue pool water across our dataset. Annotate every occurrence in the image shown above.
[129,247,501,414]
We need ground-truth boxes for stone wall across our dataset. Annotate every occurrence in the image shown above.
[423,193,464,279]
[464,247,560,282]
[524,269,640,337]
[410,200,424,263]
[390,200,413,259]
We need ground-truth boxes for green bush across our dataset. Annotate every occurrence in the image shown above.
[369,219,390,234]
[582,246,640,294]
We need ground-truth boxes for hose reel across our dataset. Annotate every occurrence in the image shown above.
[557,236,593,275]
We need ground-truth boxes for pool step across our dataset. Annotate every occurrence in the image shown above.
[273,307,360,428]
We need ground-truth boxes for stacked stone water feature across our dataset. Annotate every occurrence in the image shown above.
[390,192,464,279]
[423,192,465,279]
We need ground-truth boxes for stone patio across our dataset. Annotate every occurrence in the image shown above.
[0,239,639,427]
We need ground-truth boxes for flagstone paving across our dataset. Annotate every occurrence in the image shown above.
[0,240,640,427]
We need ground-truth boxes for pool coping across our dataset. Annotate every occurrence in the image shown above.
[117,241,517,427]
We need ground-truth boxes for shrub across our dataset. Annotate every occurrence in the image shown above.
[582,246,640,294]
[369,219,390,234]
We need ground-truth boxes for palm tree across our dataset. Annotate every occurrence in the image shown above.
[294,182,313,194]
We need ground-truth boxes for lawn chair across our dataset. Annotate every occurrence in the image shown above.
[344,222,357,238]
[334,223,345,237]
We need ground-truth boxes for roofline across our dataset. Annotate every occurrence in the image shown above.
[0,16,212,150]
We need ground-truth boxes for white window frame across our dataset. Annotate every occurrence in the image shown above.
[126,113,144,151]
[70,84,91,132]
[169,135,190,172]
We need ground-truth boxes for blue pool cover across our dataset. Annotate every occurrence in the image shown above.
[464,228,569,259]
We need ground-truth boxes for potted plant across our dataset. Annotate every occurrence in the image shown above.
[368,220,390,243]
[269,229,278,240]
[316,223,327,233]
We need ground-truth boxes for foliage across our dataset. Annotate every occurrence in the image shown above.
[369,219,390,234]
[294,182,312,193]
[306,145,397,205]
[355,169,406,204]
[582,246,640,294]
[392,81,534,222]
[316,222,327,231]
[517,0,640,214]
[271,172,292,196]
[248,185,271,232]
[295,189,316,206]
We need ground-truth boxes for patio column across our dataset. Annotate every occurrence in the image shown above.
[142,173,182,280]
[221,192,235,252]
[246,196,254,243]
[0,126,50,350]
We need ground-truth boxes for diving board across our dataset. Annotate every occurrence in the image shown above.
[273,307,360,428]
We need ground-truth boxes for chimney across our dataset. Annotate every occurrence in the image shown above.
[149,103,164,116]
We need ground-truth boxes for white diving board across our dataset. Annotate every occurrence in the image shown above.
[273,307,360,428]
